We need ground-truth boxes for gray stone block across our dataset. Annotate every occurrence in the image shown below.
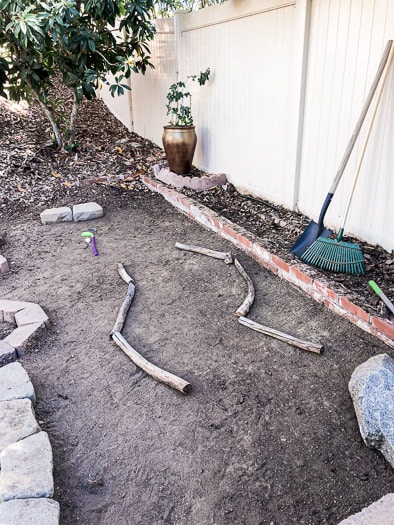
[0,254,10,273]
[0,498,60,525]
[0,300,32,323]
[4,321,46,351]
[40,206,72,224]
[349,353,394,467]
[0,362,35,403]
[0,398,40,453]
[338,493,394,524]
[14,303,50,328]
[73,201,103,221]
[0,341,17,367]
[0,432,54,501]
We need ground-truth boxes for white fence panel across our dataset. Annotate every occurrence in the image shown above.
[103,0,394,252]
[131,18,178,142]
[297,0,394,251]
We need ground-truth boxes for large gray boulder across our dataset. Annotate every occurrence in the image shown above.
[348,353,394,467]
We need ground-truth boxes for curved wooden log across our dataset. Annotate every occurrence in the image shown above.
[238,316,323,354]
[112,331,192,394]
[234,258,255,317]
[110,281,136,336]
[117,262,134,284]
[110,263,136,336]
[175,242,233,264]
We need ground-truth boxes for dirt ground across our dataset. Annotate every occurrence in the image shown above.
[1,189,393,525]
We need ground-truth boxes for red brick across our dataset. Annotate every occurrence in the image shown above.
[340,297,370,323]
[252,243,270,263]
[222,223,238,240]
[289,265,313,285]
[313,279,339,304]
[271,254,290,273]
[371,316,394,341]
[237,232,253,250]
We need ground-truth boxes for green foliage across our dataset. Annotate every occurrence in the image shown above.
[166,68,210,126]
[0,0,167,145]
[154,0,226,17]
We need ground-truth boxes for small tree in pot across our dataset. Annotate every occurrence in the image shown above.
[163,68,210,175]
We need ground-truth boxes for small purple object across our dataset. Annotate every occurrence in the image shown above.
[91,236,98,256]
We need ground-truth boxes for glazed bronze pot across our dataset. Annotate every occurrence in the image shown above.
[162,125,197,175]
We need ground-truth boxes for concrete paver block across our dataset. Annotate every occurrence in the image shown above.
[0,432,54,501]
[0,255,10,273]
[4,322,46,351]
[0,300,33,323]
[349,353,394,467]
[0,362,35,403]
[40,206,72,224]
[73,201,103,221]
[0,398,40,453]
[338,493,394,524]
[14,303,50,328]
[0,341,17,367]
[0,498,60,525]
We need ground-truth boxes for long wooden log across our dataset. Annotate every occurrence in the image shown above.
[112,331,192,394]
[175,242,233,264]
[238,316,323,354]
[110,263,136,336]
[234,258,255,317]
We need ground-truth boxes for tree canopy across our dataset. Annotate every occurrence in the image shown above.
[0,0,160,147]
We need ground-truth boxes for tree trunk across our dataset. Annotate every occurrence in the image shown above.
[28,83,63,148]
[68,95,80,140]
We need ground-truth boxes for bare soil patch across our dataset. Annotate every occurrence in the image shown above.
[1,91,393,525]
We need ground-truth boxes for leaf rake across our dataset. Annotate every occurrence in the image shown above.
[301,42,394,276]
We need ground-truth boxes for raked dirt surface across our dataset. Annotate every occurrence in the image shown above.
[1,190,393,525]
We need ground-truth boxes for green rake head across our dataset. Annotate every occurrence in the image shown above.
[300,237,366,275]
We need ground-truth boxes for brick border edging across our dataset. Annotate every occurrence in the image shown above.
[141,175,394,348]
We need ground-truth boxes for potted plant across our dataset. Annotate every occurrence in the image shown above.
[162,68,210,175]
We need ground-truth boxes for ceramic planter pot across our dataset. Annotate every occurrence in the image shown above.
[162,125,197,175]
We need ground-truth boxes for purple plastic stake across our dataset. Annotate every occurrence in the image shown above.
[91,236,98,256]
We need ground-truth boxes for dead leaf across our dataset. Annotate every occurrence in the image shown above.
[51,171,62,178]
[63,181,73,187]
[115,146,123,154]
[16,183,26,192]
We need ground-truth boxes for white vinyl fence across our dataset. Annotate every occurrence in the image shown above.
[101,0,394,252]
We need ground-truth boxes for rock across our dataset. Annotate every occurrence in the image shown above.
[4,321,46,351]
[0,341,17,367]
[338,493,394,524]
[0,498,60,525]
[0,432,54,501]
[0,254,10,273]
[348,353,394,467]
[40,206,72,224]
[0,362,36,403]
[0,300,32,323]
[72,202,104,221]
[14,303,50,328]
[0,398,40,453]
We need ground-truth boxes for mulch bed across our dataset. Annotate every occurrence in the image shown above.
[1,85,393,323]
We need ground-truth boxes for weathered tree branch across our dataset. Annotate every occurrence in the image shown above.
[175,242,233,264]
[112,331,192,394]
[111,263,192,394]
[234,258,255,317]
[238,316,323,354]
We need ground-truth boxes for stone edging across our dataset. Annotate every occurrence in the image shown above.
[152,162,227,192]
[0,302,59,524]
[141,175,394,348]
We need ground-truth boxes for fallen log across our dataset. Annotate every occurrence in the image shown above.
[238,316,323,354]
[234,258,255,317]
[111,331,192,394]
[110,263,136,336]
[175,242,233,264]
[111,263,192,394]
